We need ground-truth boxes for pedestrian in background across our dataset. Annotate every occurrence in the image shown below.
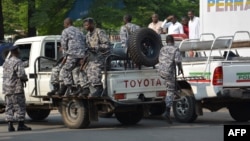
[2,45,32,132]
[188,10,200,39]
[181,16,189,38]
[161,15,184,35]
[148,13,163,34]
[158,35,182,124]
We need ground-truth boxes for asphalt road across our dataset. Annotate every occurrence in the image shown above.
[0,108,249,141]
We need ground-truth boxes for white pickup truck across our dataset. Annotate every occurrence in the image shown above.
[174,31,250,123]
[1,28,192,129]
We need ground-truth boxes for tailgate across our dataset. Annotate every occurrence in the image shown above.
[222,61,250,87]
[106,69,166,101]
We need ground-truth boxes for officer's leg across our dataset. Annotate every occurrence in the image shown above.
[47,66,61,96]
[5,95,15,132]
[162,78,175,124]
[87,61,103,97]
[57,57,77,96]
[15,93,31,131]
[74,70,90,97]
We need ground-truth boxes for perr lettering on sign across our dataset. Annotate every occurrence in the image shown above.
[207,0,250,12]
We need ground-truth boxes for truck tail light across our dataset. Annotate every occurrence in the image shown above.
[213,66,223,85]
[156,91,166,97]
[114,93,126,100]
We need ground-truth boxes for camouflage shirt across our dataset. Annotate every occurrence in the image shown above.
[2,56,28,95]
[158,45,182,79]
[85,28,111,61]
[61,26,87,58]
[119,23,140,47]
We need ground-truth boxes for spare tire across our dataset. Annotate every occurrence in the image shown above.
[128,28,162,66]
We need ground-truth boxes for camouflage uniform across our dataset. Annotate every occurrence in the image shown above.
[83,28,110,87]
[50,65,62,85]
[119,23,140,48]
[158,45,182,108]
[2,56,28,122]
[59,26,87,86]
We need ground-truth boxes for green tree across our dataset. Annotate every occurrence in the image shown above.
[87,0,199,31]
[30,0,75,35]
[0,0,4,40]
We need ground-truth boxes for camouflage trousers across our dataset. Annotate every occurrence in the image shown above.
[164,75,176,108]
[50,65,80,86]
[59,56,78,85]
[78,61,103,87]
[76,70,88,88]
[5,93,26,122]
[50,65,61,85]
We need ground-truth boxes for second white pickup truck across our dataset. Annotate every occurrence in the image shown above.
[174,31,250,123]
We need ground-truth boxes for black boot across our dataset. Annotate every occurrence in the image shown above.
[89,85,103,97]
[17,121,32,131]
[56,84,67,96]
[8,121,15,132]
[78,87,90,98]
[162,107,172,124]
[47,84,59,96]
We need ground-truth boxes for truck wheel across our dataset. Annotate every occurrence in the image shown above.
[149,103,166,116]
[173,89,197,123]
[128,27,162,66]
[228,103,250,122]
[61,99,90,129]
[26,109,51,121]
[115,106,143,125]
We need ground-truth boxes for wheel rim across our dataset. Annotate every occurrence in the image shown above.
[175,97,190,116]
[66,101,79,121]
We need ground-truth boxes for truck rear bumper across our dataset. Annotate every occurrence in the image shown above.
[113,99,164,106]
[220,88,250,99]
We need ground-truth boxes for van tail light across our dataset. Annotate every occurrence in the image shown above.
[156,91,166,97]
[213,66,223,85]
[114,93,126,100]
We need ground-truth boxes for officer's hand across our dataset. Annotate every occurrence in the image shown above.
[22,81,27,87]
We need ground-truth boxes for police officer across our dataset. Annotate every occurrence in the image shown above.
[2,45,32,132]
[119,14,140,48]
[57,17,87,96]
[119,14,140,68]
[158,35,182,124]
[81,17,111,97]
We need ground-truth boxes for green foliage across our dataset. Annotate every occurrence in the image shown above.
[30,0,75,35]
[86,0,199,32]
[2,0,199,36]
[2,0,74,36]
[2,0,25,35]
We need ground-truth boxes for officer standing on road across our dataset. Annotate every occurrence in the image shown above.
[81,17,111,97]
[158,35,182,124]
[2,45,32,132]
[57,17,87,96]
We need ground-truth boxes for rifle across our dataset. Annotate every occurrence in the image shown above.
[80,54,89,71]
